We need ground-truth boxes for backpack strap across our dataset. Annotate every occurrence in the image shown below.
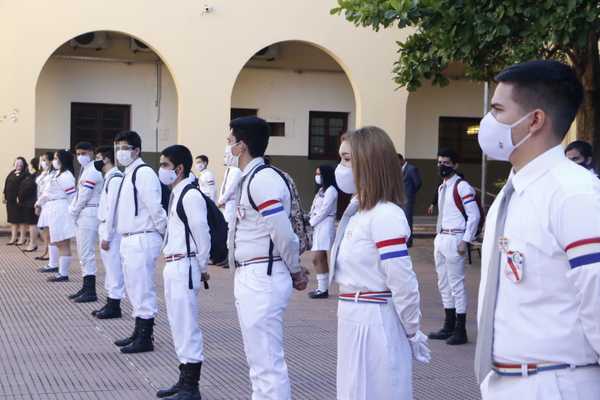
[104,172,124,194]
[452,179,468,221]
[175,183,203,290]
[132,164,153,217]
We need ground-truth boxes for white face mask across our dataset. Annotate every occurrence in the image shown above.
[478,111,533,161]
[52,159,61,170]
[196,162,206,172]
[77,154,91,167]
[315,175,322,185]
[116,150,134,167]
[335,163,356,194]
[40,160,48,171]
[224,143,240,167]
[158,167,177,186]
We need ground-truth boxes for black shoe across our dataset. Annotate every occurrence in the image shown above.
[47,274,68,282]
[95,298,122,319]
[446,313,468,345]
[308,289,329,299]
[156,364,184,398]
[167,363,202,400]
[121,318,154,354]
[92,304,107,317]
[428,308,456,340]
[68,287,85,300]
[39,265,58,273]
[73,275,97,303]
[115,318,140,347]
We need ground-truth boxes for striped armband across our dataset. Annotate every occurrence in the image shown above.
[82,180,96,190]
[462,194,475,205]
[376,237,409,261]
[64,186,76,195]
[565,238,600,269]
[257,199,284,217]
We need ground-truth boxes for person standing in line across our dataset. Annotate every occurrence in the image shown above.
[35,152,56,263]
[4,157,28,245]
[226,116,308,400]
[68,142,104,303]
[113,131,167,354]
[475,60,600,399]
[429,148,480,346]
[18,158,40,252]
[329,127,430,400]
[194,155,216,202]
[155,145,210,400]
[565,140,597,176]
[91,146,125,319]
[398,154,422,247]
[40,150,77,282]
[217,162,242,268]
[307,164,338,299]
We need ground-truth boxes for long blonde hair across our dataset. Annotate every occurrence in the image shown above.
[347,126,405,210]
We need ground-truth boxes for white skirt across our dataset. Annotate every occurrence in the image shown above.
[311,217,335,251]
[45,199,76,243]
[337,300,413,400]
[37,205,49,228]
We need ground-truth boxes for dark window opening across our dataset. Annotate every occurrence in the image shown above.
[230,108,258,120]
[309,111,348,160]
[268,122,285,137]
[70,102,131,149]
[438,116,482,163]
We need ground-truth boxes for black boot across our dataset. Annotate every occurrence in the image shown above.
[168,363,202,400]
[73,275,97,303]
[95,298,122,319]
[446,313,468,345]
[115,318,140,347]
[121,318,154,354]
[68,282,86,299]
[428,308,456,340]
[156,364,184,398]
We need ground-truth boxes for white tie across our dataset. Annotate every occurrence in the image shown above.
[436,184,447,234]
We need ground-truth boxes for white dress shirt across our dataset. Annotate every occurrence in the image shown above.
[36,170,76,205]
[69,162,104,219]
[98,167,123,243]
[334,201,421,336]
[218,166,242,224]
[162,178,210,273]
[478,146,600,365]
[198,169,216,202]
[115,158,167,236]
[437,174,480,242]
[309,186,338,227]
[231,157,301,273]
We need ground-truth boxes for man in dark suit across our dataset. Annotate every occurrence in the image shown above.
[399,154,422,247]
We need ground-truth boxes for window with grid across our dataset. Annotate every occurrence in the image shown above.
[70,103,131,148]
[438,116,482,163]
[309,111,348,160]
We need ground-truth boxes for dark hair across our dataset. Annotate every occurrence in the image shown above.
[437,148,459,164]
[196,155,209,164]
[75,141,94,151]
[398,153,405,161]
[495,60,583,139]
[114,130,142,150]
[30,158,39,174]
[54,150,74,175]
[565,140,592,159]
[15,157,29,174]
[95,145,115,164]
[161,144,193,177]
[318,164,337,191]
[229,116,270,158]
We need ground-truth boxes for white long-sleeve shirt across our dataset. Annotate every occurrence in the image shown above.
[437,174,480,242]
[334,201,422,336]
[198,169,216,202]
[309,186,338,227]
[98,167,123,243]
[69,162,103,219]
[115,158,167,236]
[218,166,242,223]
[36,170,76,206]
[162,178,210,273]
[479,146,600,365]
[231,157,300,273]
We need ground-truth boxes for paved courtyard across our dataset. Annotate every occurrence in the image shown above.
[0,237,481,399]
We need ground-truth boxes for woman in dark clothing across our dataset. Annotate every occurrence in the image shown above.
[18,158,39,251]
[3,157,29,244]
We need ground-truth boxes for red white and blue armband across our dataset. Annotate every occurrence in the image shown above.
[376,237,409,261]
[462,194,475,206]
[82,180,96,190]
[64,186,76,195]
[258,199,284,217]
[565,238,600,269]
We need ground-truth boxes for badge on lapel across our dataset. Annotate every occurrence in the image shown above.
[505,250,524,283]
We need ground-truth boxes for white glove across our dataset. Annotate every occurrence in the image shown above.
[408,330,431,363]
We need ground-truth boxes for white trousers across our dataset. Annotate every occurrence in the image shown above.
[120,232,161,319]
[481,367,600,400]
[234,261,293,400]
[337,300,413,400]
[433,234,467,313]
[76,215,99,277]
[163,257,204,364]
[99,233,125,300]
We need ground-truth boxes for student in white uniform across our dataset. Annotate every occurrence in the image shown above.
[155,145,210,400]
[307,164,338,299]
[475,60,600,400]
[35,152,59,269]
[565,140,597,176]
[113,130,167,354]
[67,142,104,303]
[37,150,77,282]
[194,155,216,202]
[226,116,308,400]
[429,148,480,345]
[91,146,125,319]
[217,164,242,268]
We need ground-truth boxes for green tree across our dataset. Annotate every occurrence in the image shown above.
[332,0,600,161]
